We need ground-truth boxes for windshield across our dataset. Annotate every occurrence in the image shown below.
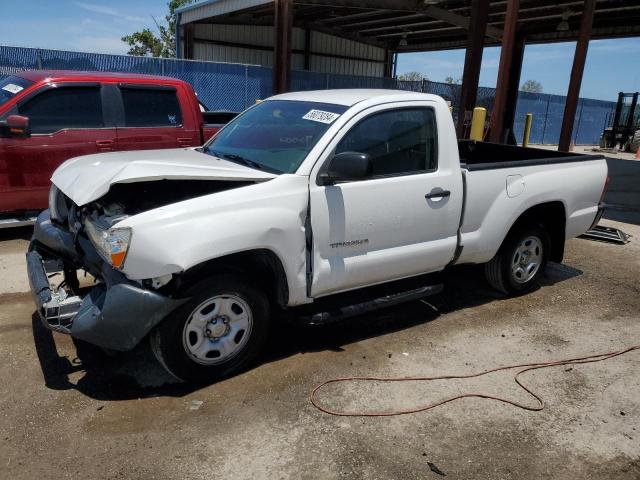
[204,100,348,174]
[0,76,33,108]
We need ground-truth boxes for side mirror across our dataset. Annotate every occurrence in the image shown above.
[319,151,372,185]
[4,115,31,138]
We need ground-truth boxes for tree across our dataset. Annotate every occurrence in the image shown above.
[398,71,427,82]
[122,0,193,58]
[444,76,461,84]
[521,79,543,93]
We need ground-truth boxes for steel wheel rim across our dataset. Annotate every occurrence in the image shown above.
[511,235,543,284]
[182,294,253,365]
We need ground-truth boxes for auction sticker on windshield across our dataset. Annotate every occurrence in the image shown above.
[302,109,340,124]
[2,84,24,94]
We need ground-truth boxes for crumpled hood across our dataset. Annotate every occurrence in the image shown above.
[51,148,277,206]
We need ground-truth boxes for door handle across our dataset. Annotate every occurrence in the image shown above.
[178,137,193,147]
[95,140,114,151]
[425,190,451,200]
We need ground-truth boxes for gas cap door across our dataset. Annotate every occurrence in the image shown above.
[506,174,525,198]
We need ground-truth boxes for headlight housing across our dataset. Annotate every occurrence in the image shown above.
[84,220,132,269]
[48,185,69,223]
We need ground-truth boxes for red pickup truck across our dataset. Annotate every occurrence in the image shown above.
[0,70,233,225]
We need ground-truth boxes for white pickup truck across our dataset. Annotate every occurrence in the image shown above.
[27,89,608,382]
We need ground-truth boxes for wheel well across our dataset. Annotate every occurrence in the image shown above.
[506,201,566,263]
[173,249,289,307]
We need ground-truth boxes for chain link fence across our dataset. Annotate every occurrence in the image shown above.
[1,45,615,145]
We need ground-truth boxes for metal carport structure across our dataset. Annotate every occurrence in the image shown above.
[176,0,640,150]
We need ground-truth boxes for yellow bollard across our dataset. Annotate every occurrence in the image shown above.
[469,107,486,141]
[522,113,533,147]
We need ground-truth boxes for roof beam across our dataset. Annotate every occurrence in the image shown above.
[321,9,392,25]
[421,5,502,40]
[299,20,389,48]
[375,25,464,39]
[295,1,502,39]
[337,12,423,29]
[358,18,452,35]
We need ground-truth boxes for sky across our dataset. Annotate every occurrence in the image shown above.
[0,0,166,55]
[0,1,639,102]
[398,39,640,102]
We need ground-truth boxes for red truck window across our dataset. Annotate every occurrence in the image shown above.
[18,87,103,135]
[120,88,182,127]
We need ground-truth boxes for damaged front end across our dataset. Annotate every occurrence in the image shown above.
[28,179,253,351]
[28,208,187,351]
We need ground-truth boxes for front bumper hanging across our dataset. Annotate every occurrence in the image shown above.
[27,251,83,334]
[27,211,188,351]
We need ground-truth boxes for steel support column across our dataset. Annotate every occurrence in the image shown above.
[558,0,596,152]
[502,32,526,145]
[488,0,519,143]
[457,0,490,138]
[384,49,393,78]
[303,28,311,70]
[273,0,293,94]
[184,23,195,59]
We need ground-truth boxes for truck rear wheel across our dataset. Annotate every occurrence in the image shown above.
[150,274,269,383]
[485,224,550,295]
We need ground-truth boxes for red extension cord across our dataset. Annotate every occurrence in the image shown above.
[310,344,640,417]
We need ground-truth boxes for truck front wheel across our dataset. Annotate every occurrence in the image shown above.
[485,224,550,295]
[150,274,270,383]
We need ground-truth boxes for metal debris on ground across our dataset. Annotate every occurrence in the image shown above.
[580,225,631,244]
[427,461,446,476]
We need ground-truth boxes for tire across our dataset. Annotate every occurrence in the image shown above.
[630,130,640,154]
[150,274,270,383]
[485,224,550,295]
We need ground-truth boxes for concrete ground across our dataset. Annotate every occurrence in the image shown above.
[0,216,639,480]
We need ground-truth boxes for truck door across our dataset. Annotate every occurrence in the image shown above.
[1,84,114,212]
[115,84,199,150]
[309,102,463,298]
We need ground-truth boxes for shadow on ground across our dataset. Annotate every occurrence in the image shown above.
[0,225,32,242]
[30,261,582,402]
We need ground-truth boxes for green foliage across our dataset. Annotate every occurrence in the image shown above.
[397,71,427,82]
[521,79,543,93]
[121,0,193,58]
[122,28,164,57]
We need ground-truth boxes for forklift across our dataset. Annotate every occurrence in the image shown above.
[600,92,640,152]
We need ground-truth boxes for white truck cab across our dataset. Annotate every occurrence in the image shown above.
[27,90,608,382]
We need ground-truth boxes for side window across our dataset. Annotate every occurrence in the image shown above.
[18,87,103,134]
[336,108,437,177]
[120,87,182,127]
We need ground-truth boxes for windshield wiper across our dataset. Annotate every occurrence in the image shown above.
[211,151,265,171]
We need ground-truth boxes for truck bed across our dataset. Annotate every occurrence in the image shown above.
[458,140,604,171]
[456,140,608,266]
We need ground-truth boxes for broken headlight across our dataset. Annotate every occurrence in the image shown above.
[48,185,69,223]
[84,220,132,270]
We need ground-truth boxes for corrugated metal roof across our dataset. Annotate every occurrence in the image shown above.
[178,0,640,52]
[178,0,272,25]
